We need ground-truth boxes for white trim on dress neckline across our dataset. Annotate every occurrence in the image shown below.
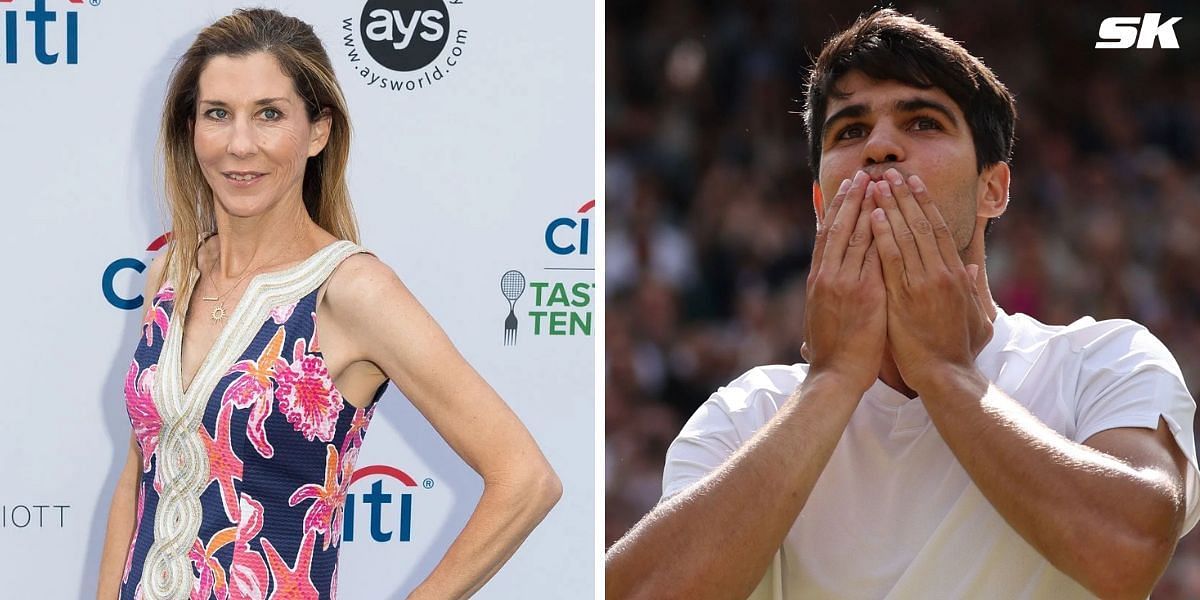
[138,239,363,600]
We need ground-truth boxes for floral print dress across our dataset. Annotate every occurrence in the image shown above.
[120,240,385,600]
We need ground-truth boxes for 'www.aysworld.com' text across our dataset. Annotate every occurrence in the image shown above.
[342,19,468,92]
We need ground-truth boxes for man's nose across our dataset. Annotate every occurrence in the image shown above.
[861,122,904,166]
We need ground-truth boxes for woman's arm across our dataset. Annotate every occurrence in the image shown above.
[96,434,143,599]
[324,255,562,599]
[97,253,166,598]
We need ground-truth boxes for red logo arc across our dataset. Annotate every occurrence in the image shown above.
[349,464,418,487]
[146,232,171,252]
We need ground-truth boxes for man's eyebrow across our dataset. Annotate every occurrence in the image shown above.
[198,97,292,106]
[822,104,868,136]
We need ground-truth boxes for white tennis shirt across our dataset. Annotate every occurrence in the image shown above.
[662,308,1199,599]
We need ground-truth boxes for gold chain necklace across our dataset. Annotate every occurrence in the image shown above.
[200,245,290,322]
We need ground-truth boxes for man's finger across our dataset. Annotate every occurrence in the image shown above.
[842,184,876,271]
[860,240,881,283]
[823,174,859,231]
[876,179,923,279]
[811,177,853,271]
[821,171,868,271]
[908,174,961,270]
[965,264,981,305]
[870,206,907,290]
[964,263,994,353]
[887,169,941,271]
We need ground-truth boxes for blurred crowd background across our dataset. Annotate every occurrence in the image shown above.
[604,1,1200,595]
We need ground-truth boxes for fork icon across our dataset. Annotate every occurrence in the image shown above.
[501,270,526,346]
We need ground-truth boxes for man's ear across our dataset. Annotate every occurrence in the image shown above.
[813,181,825,227]
[977,161,1010,219]
[308,108,332,158]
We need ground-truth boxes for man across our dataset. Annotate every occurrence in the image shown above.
[605,9,1198,599]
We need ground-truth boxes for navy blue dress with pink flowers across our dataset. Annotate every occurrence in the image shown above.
[120,240,384,600]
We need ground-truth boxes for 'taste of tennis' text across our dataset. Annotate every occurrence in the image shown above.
[528,282,593,336]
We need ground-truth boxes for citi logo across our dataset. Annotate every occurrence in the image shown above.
[343,465,432,543]
[1097,13,1182,49]
[546,199,595,256]
[1,0,87,65]
[103,233,170,310]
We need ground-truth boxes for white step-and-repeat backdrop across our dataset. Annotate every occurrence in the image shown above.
[0,0,595,597]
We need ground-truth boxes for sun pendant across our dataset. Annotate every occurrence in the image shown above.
[211,304,226,322]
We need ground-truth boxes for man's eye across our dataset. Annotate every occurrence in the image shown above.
[912,117,941,131]
[836,125,866,140]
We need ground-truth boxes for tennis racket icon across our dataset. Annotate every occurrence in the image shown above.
[501,270,526,346]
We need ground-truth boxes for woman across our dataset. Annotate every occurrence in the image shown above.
[96,9,561,599]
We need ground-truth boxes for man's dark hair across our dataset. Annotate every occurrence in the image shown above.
[804,9,1017,190]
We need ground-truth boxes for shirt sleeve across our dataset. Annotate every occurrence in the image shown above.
[658,368,796,600]
[661,365,797,501]
[1072,321,1200,535]
[661,397,743,500]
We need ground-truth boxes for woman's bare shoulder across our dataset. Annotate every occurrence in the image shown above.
[324,252,416,315]
[143,252,170,297]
